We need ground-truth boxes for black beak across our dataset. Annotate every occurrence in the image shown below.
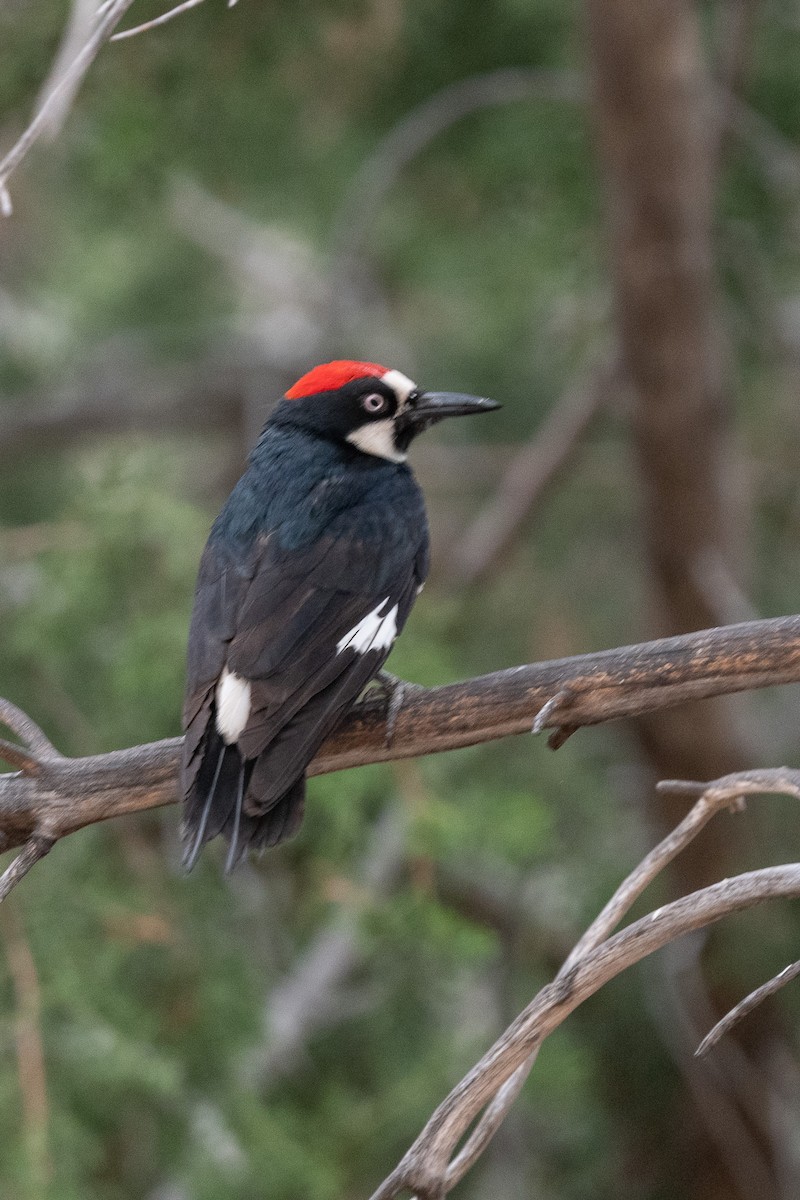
[397,391,501,445]
[394,390,500,451]
[407,391,501,423]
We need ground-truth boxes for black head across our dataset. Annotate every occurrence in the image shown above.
[271,360,499,463]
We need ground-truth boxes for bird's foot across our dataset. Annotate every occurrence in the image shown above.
[369,670,421,747]
[532,687,578,749]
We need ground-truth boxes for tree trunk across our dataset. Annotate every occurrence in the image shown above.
[586,3,779,1198]
[586,0,750,867]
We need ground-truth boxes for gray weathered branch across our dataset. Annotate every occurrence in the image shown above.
[367,774,800,1200]
[0,0,138,214]
[3,614,800,882]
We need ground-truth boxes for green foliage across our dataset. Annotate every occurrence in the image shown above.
[3,444,207,752]
[3,2,800,1199]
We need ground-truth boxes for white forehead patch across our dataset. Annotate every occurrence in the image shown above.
[347,418,406,463]
[381,369,416,406]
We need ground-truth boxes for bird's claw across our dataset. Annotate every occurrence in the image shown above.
[371,670,420,747]
[532,687,578,749]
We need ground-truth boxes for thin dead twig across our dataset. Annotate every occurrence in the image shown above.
[442,1052,538,1191]
[0,699,59,760]
[450,353,615,587]
[111,0,208,40]
[0,900,52,1195]
[657,767,800,805]
[251,805,407,1089]
[657,768,800,1059]
[0,0,138,215]
[112,0,240,42]
[0,741,41,776]
[560,783,742,973]
[34,0,99,141]
[0,838,56,905]
[0,0,236,211]
[697,961,800,1058]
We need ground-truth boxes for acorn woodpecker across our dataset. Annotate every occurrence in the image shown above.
[181,360,499,871]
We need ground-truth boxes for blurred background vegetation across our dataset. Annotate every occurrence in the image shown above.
[3,1,800,1197]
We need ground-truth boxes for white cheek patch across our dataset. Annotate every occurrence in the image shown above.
[336,598,399,656]
[346,419,406,463]
[381,369,416,407]
[216,668,252,744]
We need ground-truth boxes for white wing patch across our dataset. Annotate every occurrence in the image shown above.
[216,668,251,743]
[336,597,398,656]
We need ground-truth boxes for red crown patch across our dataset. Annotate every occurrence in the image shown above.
[285,360,387,400]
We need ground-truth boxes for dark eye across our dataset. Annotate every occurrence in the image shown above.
[362,393,387,414]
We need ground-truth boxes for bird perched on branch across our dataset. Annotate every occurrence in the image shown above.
[181,360,499,871]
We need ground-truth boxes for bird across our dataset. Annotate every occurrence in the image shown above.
[180,359,499,872]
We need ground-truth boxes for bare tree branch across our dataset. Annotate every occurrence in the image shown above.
[111,0,208,41]
[443,1053,538,1191]
[0,346,293,466]
[0,741,41,777]
[657,768,800,806]
[0,0,238,210]
[449,351,616,587]
[560,778,744,973]
[0,838,56,904]
[698,960,800,1060]
[657,767,800,1060]
[3,615,800,894]
[0,698,60,760]
[0,0,138,214]
[250,804,407,1089]
[367,759,800,1200]
[34,0,99,141]
[0,901,52,1193]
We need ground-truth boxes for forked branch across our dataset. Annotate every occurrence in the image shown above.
[367,773,800,1200]
[0,0,138,214]
[0,0,233,213]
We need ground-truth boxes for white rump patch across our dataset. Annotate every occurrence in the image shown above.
[381,369,416,405]
[336,597,399,656]
[216,668,251,744]
[347,418,406,463]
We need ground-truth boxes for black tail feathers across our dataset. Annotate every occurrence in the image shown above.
[181,731,306,873]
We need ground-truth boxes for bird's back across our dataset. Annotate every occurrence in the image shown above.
[181,425,429,870]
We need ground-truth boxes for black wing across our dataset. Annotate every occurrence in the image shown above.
[181,495,428,833]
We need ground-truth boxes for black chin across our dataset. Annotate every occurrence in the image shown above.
[394,416,438,453]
